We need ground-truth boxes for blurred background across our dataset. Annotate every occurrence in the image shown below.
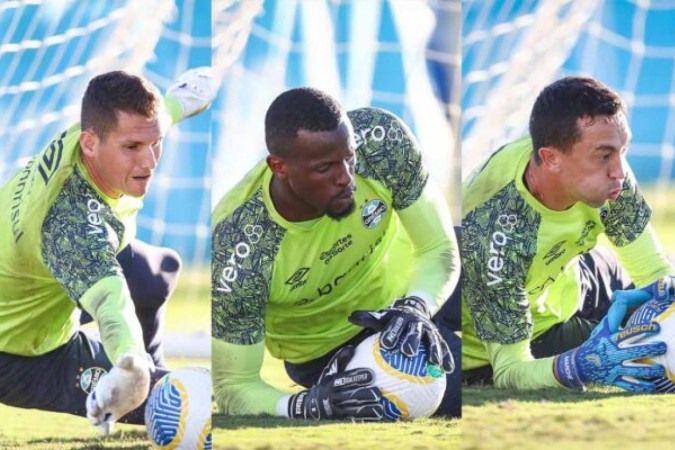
[463,0,675,249]
[212,0,461,219]
[0,0,210,359]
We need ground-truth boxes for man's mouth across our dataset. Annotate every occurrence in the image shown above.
[335,186,355,200]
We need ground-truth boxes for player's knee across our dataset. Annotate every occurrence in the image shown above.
[155,248,182,306]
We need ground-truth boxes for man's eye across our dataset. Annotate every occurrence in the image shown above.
[316,164,330,173]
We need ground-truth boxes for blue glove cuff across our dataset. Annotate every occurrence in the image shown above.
[553,350,584,390]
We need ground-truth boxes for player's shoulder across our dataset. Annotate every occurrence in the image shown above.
[212,160,269,230]
[347,107,416,158]
[462,136,532,213]
[347,106,423,174]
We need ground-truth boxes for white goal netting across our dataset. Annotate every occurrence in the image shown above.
[463,0,675,192]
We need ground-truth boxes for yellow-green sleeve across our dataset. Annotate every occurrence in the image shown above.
[212,338,288,416]
[397,183,459,313]
[487,340,563,389]
[79,276,146,365]
[163,95,184,125]
[613,224,675,287]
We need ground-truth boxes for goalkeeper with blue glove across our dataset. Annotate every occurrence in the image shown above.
[458,76,673,393]
[212,87,461,421]
[0,67,215,434]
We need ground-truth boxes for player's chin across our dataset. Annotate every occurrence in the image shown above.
[584,196,610,208]
[126,178,152,197]
[326,198,356,221]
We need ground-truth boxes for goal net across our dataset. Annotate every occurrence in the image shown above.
[463,0,675,190]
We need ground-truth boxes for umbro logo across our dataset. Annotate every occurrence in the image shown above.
[543,240,566,265]
[286,267,310,291]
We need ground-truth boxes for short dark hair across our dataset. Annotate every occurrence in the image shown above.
[265,87,344,155]
[529,76,626,163]
[81,71,163,139]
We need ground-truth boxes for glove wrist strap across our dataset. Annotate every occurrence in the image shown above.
[287,391,308,419]
[553,349,584,390]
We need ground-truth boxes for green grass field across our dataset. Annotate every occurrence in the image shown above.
[0,268,210,450]
[212,349,460,450]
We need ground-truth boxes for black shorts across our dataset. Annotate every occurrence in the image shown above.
[0,331,167,423]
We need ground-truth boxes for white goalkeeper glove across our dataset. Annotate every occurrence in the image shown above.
[86,352,153,435]
[166,66,216,119]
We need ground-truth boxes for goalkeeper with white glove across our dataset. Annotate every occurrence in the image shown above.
[0,67,211,433]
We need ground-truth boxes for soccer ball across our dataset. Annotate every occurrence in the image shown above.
[625,297,675,391]
[145,367,212,449]
[345,333,446,420]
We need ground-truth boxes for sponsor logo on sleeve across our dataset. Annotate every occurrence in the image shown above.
[486,214,517,286]
[216,224,263,294]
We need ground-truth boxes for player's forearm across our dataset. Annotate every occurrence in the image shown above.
[487,341,562,390]
[212,338,287,416]
[79,276,146,365]
[398,184,459,313]
[614,225,675,287]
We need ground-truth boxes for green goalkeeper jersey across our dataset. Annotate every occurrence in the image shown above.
[0,124,143,356]
[461,136,673,376]
[212,107,439,363]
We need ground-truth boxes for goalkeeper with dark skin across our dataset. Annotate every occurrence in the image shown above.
[212,87,461,420]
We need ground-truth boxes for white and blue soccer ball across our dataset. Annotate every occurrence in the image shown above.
[145,366,212,449]
[626,297,675,392]
[346,333,447,420]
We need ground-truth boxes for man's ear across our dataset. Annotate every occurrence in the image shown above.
[267,154,287,177]
[79,129,98,157]
[538,146,562,174]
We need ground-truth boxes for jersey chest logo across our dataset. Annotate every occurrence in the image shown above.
[286,267,310,292]
[543,240,566,265]
[362,199,387,229]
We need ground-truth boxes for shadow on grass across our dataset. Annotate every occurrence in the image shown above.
[26,429,148,450]
[214,415,395,430]
[463,384,653,407]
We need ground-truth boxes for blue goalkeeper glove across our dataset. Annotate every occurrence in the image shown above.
[348,296,454,373]
[607,276,675,331]
[287,345,384,421]
[620,276,675,393]
[553,281,669,392]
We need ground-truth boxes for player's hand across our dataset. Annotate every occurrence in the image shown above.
[553,292,667,392]
[607,276,675,331]
[287,345,384,421]
[166,66,216,119]
[86,352,152,435]
[348,296,454,373]
[617,277,675,393]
